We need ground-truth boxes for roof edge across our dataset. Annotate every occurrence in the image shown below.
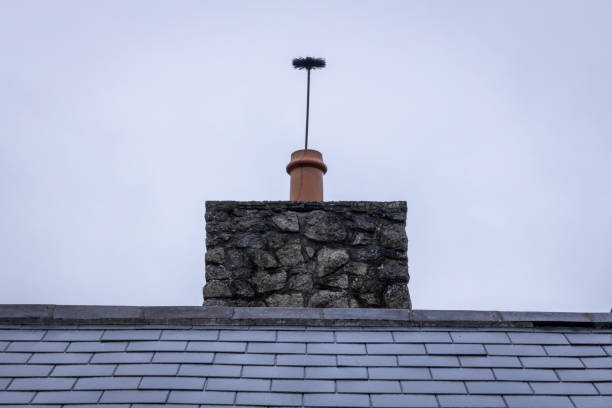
[0,305,609,328]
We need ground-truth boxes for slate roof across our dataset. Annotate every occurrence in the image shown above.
[0,305,611,407]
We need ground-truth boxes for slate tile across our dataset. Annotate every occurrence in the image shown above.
[393,331,451,343]
[401,380,466,394]
[304,393,369,407]
[438,395,505,407]
[450,331,510,343]
[545,345,606,356]
[102,330,161,341]
[214,353,274,365]
[505,395,573,408]
[30,352,92,364]
[207,378,270,391]
[272,379,334,393]
[572,396,612,408]
[338,355,397,367]
[91,352,153,363]
[521,356,583,368]
[75,377,141,390]
[307,343,366,354]
[161,330,218,341]
[43,330,103,341]
[556,369,612,381]
[0,352,31,363]
[276,354,336,366]
[67,341,128,352]
[0,391,35,403]
[32,391,102,404]
[604,345,612,355]
[100,390,168,403]
[168,390,235,404]
[0,330,45,341]
[398,355,459,367]
[336,331,393,343]
[366,343,426,355]
[466,381,532,394]
[426,343,486,355]
[127,341,187,351]
[0,341,6,351]
[6,341,68,352]
[0,378,9,390]
[531,382,598,395]
[187,341,246,352]
[431,368,494,380]
[459,356,521,367]
[219,330,275,342]
[595,382,612,394]
[52,364,116,377]
[140,376,205,390]
[248,342,305,354]
[337,380,401,393]
[369,367,430,380]
[373,394,438,407]
[306,366,368,379]
[242,365,303,379]
[582,357,612,368]
[9,377,76,390]
[115,363,178,376]
[153,351,214,363]
[0,364,53,377]
[277,330,333,343]
[508,332,568,344]
[565,333,612,345]
[493,368,557,381]
[238,391,301,406]
[485,344,546,356]
[178,364,241,377]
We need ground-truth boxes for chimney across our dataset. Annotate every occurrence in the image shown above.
[286,149,327,201]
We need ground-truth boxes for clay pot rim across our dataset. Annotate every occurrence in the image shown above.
[286,149,328,174]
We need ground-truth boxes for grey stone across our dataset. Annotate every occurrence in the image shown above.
[226,249,249,270]
[384,283,411,309]
[205,265,231,280]
[379,259,408,279]
[287,273,313,292]
[231,280,255,298]
[303,210,347,242]
[379,224,407,249]
[344,261,368,275]
[276,243,304,267]
[272,212,299,232]
[352,232,374,245]
[265,293,304,307]
[351,245,382,261]
[309,290,350,308]
[315,247,349,276]
[305,246,315,258]
[353,214,377,231]
[205,247,224,265]
[247,249,278,269]
[203,281,232,298]
[253,270,287,293]
[323,273,349,289]
[235,233,265,249]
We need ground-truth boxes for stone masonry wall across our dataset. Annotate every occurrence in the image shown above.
[203,201,411,308]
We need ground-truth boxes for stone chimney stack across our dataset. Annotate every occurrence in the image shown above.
[203,201,411,308]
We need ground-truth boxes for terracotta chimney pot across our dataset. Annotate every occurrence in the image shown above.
[286,149,327,201]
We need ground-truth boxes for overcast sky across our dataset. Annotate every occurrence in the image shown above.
[1,1,610,312]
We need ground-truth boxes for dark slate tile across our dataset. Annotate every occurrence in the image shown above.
[43,330,103,341]
[493,368,557,381]
[67,341,128,352]
[161,330,218,341]
[450,331,510,343]
[459,356,521,367]
[207,378,270,391]
[168,390,235,404]
[466,381,532,394]
[277,330,333,343]
[0,341,6,351]
[140,376,205,390]
[393,331,451,343]
[508,332,568,344]
[272,379,334,393]
[29,352,92,364]
[8,377,76,390]
[557,369,612,381]
[572,396,612,408]
[426,343,486,355]
[582,357,612,368]
[187,341,246,352]
[401,380,466,394]
[431,368,494,380]
[594,382,612,394]
[52,364,116,377]
[0,330,45,341]
[438,395,505,407]
[338,355,397,367]
[505,395,573,408]
[565,333,612,345]
[485,344,546,356]
[336,331,393,343]
[6,342,68,352]
[0,391,35,403]
[219,330,275,342]
[368,367,430,380]
[521,356,583,368]
[304,393,369,407]
[91,352,153,363]
[337,380,401,393]
[238,391,302,406]
[242,365,303,379]
[115,363,178,376]
[531,382,598,395]
[276,354,336,366]
[366,344,426,355]
[178,364,241,377]
[74,377,141,390]
[398,355,459,367]
[100,390,168,403]
[248,342,305,354]
[545,345,606,356]
[0,378,9,390]
[101,330,161,341]
[371,394,438,407]
[307,343,366,354]
[306,367,368,379]
[32,391,102,404]
[603,345,612,355]
[214,353,274,365]
[0,365,53,377]
[127,341,187,351]
[153,351,214,363]
[0,352,31,363]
